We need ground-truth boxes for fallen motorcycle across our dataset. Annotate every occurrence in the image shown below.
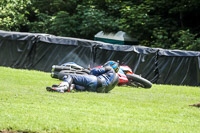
[51,62,152,88]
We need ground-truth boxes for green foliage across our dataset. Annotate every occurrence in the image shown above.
[31,0,79,15]
[149,28,200,50]
[119,1,158,44]
[0,0,32,31]
[171,30,200,50]
[76,5,120,39]
[49,11,79,37]
[118,0,200,50]
[28,13,52,33]
[0,67,200,132]
[150,27,172,49]
[1,0,200,51]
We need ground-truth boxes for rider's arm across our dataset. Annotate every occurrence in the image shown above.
[90,66,112,76]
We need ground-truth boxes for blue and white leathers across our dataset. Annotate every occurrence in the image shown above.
[64,74,98,92]
[91,66,119,92]
[64,66,119,93]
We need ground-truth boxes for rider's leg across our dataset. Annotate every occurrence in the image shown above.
[67,74,98,92]
[46,81,70,93]
[47,74,98,92]
[46,75,73,93]
[75,85,86,91]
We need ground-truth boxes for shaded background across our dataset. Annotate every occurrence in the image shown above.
[0,30,199,86]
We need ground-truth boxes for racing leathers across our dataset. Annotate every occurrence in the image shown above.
[64,66,119,93]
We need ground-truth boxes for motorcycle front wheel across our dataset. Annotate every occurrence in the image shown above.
[126,74,152,88]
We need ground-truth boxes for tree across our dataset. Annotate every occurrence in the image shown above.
[0,0,32,31]
[1,0,200,51]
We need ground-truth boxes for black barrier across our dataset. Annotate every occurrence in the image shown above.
[0,30,199,86]
[0,31,36,69]
[157,49,200,86]
[30,36,94,71]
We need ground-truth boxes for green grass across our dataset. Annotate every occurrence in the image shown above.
[0,66,200,133]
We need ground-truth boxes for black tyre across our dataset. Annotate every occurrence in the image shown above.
[126,74,152,88]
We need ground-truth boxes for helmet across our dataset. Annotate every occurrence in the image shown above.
[103,61,119,73]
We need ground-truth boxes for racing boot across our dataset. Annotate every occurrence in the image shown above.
[46,81,70,93]
[63,75,74,92]
[46,75,74,93]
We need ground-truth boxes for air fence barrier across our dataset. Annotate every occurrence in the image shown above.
[0,30,199,86]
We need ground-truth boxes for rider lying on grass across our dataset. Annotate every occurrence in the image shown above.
[46,61,119,93]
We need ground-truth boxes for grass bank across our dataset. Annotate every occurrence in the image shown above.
[0,67,199,133]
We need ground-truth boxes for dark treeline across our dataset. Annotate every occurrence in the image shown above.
[0,0,200,51]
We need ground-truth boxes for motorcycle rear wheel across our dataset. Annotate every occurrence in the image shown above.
[126,74,152,88]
